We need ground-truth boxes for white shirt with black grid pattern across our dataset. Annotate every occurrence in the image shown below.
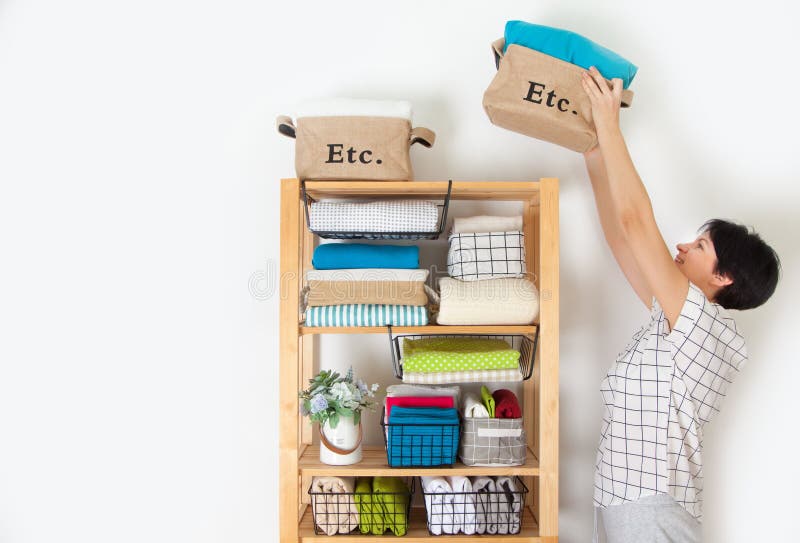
[593,283,747,522]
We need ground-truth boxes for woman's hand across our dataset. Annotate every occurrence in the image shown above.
[581,66,624,137]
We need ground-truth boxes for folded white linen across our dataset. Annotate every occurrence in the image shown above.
[385,384,461,409]
[437,277,539,326]
[294,98,413,121]
[453,215,523,234]
[494,476,522,534]
[470,476,498,535]
[310,476,358,535]
[421,476,456,535]
[305,269,429,282]
[462,392,490,418]
[309,200,439,233]
[447,476,477,535]
[447,231,526,281]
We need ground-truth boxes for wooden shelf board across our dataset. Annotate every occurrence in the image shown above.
[299,446,539,476]
[300,506,540,542]
[295,179,546,203]
[299,325,539,336]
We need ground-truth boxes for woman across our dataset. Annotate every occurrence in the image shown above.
[580,66,780,543]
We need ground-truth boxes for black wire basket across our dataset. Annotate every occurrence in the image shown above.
[420,475,529,536]
[388,330,539,381]
[301,180,452,240]
[308,476,415,536]
[380,407,460,468]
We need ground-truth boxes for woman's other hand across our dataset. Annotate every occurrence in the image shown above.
[581,66,624,137]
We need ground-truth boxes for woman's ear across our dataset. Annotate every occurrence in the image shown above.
[711,273,733,288]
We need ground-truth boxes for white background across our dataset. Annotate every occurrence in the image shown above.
[1,1,798,542]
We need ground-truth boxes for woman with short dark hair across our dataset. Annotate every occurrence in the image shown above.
[580,66,780,543]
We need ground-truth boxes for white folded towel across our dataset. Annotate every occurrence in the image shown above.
[306,268,429,282]
[447,476,477,535]
[471,476,498,534]
[310,476,358,535]
[453,215,523,234]
[462,392,490,418]
[494,476,522,534]
[421,476,456,535]
[295,98,413,121]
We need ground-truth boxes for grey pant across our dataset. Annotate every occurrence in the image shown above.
[594,494,702,543]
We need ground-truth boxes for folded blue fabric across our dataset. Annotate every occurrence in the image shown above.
[503,21,637,89]
[312,243,419,270]
[386,407,459,467]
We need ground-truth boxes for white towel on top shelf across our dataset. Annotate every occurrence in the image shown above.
[452,215,523,234]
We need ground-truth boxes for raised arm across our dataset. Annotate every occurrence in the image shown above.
[581,66,688,328]
[583,146,653,308]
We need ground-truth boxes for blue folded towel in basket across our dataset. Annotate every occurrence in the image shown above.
[386,407,460,467]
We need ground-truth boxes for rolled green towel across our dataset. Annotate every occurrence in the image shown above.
[481,385,496,417]
[354,478,382,535]
[373,477,410,536]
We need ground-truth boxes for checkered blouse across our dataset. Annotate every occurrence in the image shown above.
[594,283,747,521]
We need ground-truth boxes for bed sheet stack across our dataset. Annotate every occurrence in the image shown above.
[438,215,539,326]
[304,243,430,327]
[400,337,523,384]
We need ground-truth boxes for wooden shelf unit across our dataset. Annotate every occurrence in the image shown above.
[280,179,560,542]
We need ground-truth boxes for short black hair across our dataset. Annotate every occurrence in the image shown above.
[701,219,781,310]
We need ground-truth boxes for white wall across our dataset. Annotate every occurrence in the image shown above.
[0,1,797,542]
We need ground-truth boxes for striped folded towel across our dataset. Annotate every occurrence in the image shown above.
[305,304,428,327]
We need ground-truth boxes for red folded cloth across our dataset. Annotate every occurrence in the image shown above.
[492,389,522,419]
[384,396,454,419]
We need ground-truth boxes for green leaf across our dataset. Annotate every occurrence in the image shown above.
[353,411,361,426]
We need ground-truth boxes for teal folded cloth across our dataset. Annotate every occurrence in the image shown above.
[504,21,637,89]
[305,304,428,327]
[312,243,419,270]
[386,407,459,467]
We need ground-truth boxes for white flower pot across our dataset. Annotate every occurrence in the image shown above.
[319,416,363,465]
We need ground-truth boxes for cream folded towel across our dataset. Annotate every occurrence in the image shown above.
[306,269,429,282]
[453,215,523,234]
[437,277,539,325]
[310,476,359,535]
[462,392,490,418]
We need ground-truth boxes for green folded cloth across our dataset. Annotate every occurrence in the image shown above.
[401,337,520,373]
[354,478,381,535]
[373,477,410,536]
[481,385,496,417]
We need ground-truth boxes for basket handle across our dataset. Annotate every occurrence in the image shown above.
[276,115,296,138]
[491,38,634,108]
[410,127,436,148]
[319,422,363,455]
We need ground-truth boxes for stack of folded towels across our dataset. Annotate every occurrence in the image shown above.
[400,336,524,384]
[310,476,410,536]
[438,215,539,326]
[304,243,430,326]
[384,384,461,467]
[353,477,411,536]
[421,475,524,535]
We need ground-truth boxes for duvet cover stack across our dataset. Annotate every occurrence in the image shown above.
[439,215,539,326]
[304,243,429,327]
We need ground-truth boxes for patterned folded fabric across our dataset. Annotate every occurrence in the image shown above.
[401,337,520,373]
[309,200,439,233]
[307,281,428,307]
[447,232,526,281]
[305,304,428,327]
[403,368,523,384]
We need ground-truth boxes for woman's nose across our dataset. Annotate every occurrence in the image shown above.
[676,243,688,253]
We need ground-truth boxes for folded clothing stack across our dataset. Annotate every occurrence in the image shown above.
[353,477,411,536]
[439,215,538,325]
[385,406,460,467]
[309,476,359,535]
[459,388,527,466]
[421,475,525,535]
[503,20,637,88]
[304,243,430,327]
[400,337,523,384]
[309,200,440,235]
